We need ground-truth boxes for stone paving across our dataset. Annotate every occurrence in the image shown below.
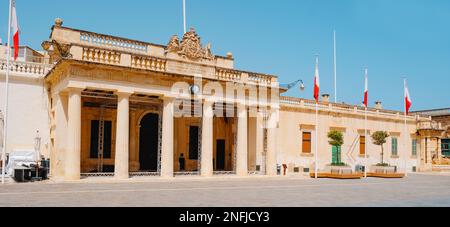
[0,173,449,207]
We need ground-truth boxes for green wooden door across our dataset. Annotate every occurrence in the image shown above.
[332,146,339,165]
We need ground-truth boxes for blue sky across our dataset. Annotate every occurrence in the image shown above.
[1,0,449,111]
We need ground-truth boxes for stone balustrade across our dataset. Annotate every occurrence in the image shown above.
[280,96,418,120]
[131,55,166,72]
[82,47,121,65]
[215,68,242,82]
[215,68,275,85]
[0,59,51,76]
[80,32,148,53]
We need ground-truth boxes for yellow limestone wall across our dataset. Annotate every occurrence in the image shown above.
[277,107,419,173]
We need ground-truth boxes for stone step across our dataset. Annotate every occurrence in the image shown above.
[432,165,450,172]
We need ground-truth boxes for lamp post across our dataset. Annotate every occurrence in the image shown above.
[34,130,41,180]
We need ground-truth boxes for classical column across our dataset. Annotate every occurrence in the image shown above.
[114,92,131,179]
[65,88,82,181]
[255,113,265,173]
[161,97,174,178]
[266,111,278,176]
[438,138,443,165]
[236,104,248,176]
[201,101,214,177]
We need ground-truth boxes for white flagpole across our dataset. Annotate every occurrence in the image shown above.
[364,68,368,178]
[315,102,319,179]
[314,56,319,179]
[403,79,408,177]
[2,0,13,184]
[183,0,187,34]
[333,30,337,103]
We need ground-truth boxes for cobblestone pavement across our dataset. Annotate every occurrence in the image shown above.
[0,173,449,207]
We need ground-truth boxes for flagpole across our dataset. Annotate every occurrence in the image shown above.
[2,0,13,184]
[183,0,187,34]
[315,102,319,179]
[364,68,368,178]
[314,56,319,179]
[333,30,337,103]
[403,79,408,177]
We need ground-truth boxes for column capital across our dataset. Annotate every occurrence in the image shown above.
[66,87,85,94]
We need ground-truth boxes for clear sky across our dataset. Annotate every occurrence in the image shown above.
[1,0,449,111]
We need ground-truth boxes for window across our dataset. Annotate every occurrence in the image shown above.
[442,139,450,157]
[360,136,366,155]
[392,137,398,156]
[90,120,112,159]
[189,126,200,160]
[412,139,417,156]
[302,132,312,154]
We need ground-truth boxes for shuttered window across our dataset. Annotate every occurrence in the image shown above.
[412,139,417,156]
[302,132,312,154]
[360,136,366,155]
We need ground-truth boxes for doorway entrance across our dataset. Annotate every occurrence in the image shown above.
[216,139,226,171]
[139,113,159,171]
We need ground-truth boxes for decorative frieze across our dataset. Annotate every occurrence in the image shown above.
[131,55,166,72]
[82,47,121,65]
[80,32,148,53]
[0,59,51,75]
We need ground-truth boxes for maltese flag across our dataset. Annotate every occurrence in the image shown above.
[363,68,368,108]
[404,79,412,115]
[11,0,20,61]
[314,57,320,103]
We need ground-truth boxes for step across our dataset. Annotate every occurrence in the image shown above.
[432,165,450,172]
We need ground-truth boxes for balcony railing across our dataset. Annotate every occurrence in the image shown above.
[80,32,148,53]
[418,121,443,131]
[215,67,275,85]
[131,55,166,72]
[280,96,417,120]
[0,59,52,76]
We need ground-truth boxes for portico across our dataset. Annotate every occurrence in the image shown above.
[44,21,279,181]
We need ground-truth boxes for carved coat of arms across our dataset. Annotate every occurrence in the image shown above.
[166,28,213,61]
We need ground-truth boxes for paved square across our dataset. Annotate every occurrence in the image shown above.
[1,173,450,207]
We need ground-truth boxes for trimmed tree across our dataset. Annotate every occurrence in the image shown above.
[328,130,344,166]
[371,131,390,165]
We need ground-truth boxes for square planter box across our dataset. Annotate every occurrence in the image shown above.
[371,165,397,174]
[329,166,353,175]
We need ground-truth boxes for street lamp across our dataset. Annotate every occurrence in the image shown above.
[281,79,305,92]
[34,130,41,180]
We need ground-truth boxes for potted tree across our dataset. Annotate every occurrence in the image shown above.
[327,131,351,174]
[371,131,396,174]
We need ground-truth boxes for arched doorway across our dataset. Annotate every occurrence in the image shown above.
[139,113,160,171]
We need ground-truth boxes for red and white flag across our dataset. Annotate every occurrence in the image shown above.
[314,57,320,103]
[404,79,412,115]
[363,68,368,108]
[11,0,19,61]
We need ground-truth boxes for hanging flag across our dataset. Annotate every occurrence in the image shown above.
[404,79,412,115]
[364,68,368,108]
[11,0,20,61]
[314,57,320,103]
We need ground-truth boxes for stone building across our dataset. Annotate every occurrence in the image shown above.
[0,19,447,181]
[413,108,450,167]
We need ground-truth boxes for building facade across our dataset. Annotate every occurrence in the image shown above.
[1,19,447,181]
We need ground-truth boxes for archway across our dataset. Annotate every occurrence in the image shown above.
[139,113,159,171]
